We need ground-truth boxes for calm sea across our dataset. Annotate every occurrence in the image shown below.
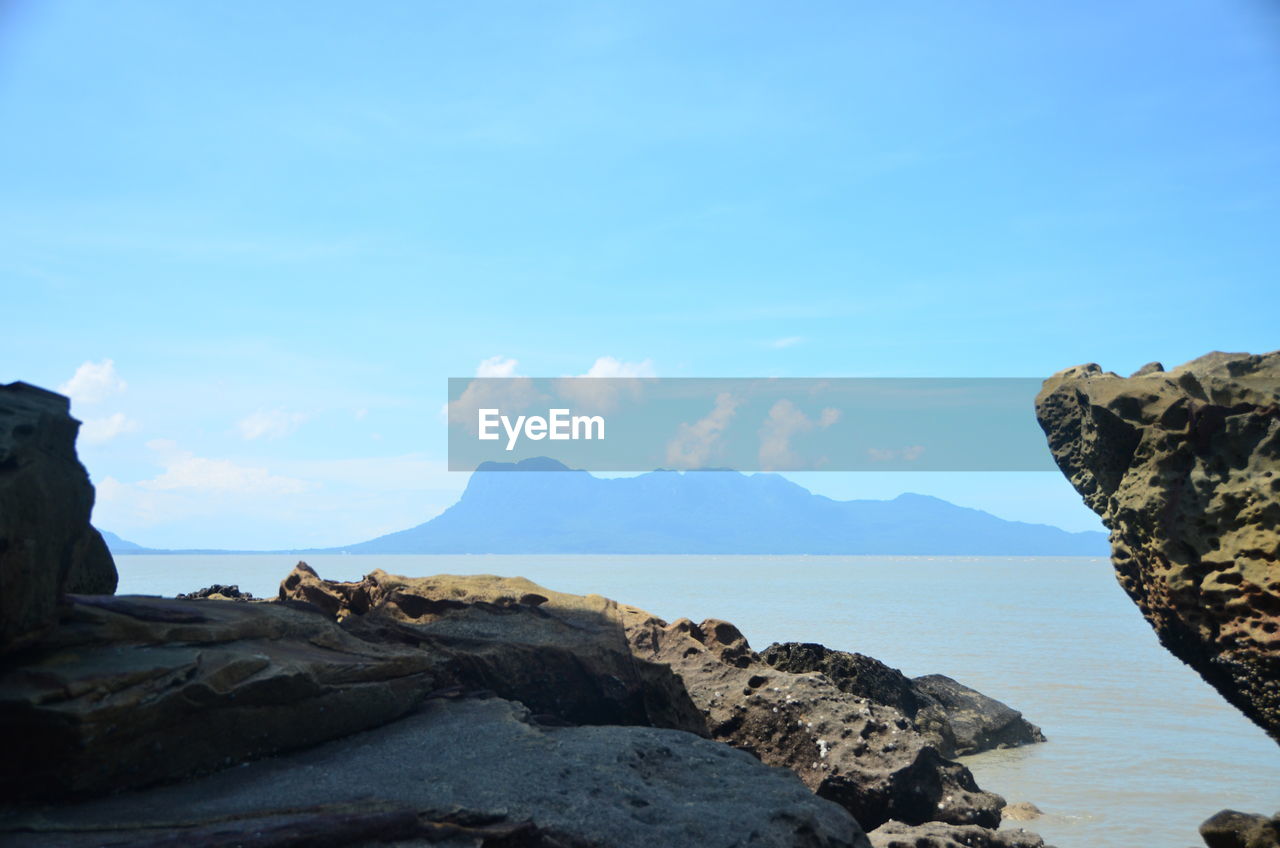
[115,554,1280,848]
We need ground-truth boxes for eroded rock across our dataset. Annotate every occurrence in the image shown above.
[869,819,1052,848]
[622,618,1006,831]
[761,642,1045,757]
[1036,351,1280,741]
[0,382,116,652]
[278,564,706,733]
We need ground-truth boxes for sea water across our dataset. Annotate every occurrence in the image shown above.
[115,554,1280,848]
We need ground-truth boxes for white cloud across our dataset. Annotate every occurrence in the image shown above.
[758,400,840,470]
[577,356,656,378]
[769,336,804,349]
[80,412,139,445]
[132,440,313,496]
[59,359,126,405]
[476,355,521,378]
[237,409,308,440]
[354,408,368,421]
[665,392,738,469]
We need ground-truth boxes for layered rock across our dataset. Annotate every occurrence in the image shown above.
[0,593,442,800]
[1035,351,1280,741]
[279,564,705,732]
[0,382,116,652]
[761,642,1045,757]
[1,697,871,848]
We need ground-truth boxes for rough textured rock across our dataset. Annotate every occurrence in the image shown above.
[761,643,1045,757]
[176,583,254,600]
[0,382,116,652]
[278,564,705,732]
[0,593,442,801]
[1200,809,1280,848]
[282,566,1009,832]
[869,820,1051,848]
[0,697,871,848]
[1036,351,1280,741]
[624,616,1005,831]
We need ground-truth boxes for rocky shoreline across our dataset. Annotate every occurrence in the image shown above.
[0,380,1053,847]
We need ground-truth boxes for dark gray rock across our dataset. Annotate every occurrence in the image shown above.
[0,697,871,848]
[761,642,1044,757]
[1200,809,1280,848]
[0,593,443,801]
[176,583,254,600]
[913,675,1046,755]
[0,382,116,653]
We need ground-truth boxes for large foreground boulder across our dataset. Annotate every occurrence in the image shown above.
[0,697,871,848]
[1035,351,1280,741]
[0,382,116,653]
[0,594,442,800]
[761,642,1045,757]
[276,566,1015,833]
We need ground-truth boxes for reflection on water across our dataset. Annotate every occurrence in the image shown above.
[117,554,1280,848]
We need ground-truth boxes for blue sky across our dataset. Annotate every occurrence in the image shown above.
[2,2,1277,548]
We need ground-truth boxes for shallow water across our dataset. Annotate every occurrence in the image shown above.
[116,554,1280,847]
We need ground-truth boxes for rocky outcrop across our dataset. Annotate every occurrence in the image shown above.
[176,583,254,600]
[280,566,1015,833]
[0,593,443,801]
[1035,351,1280,741]
[2,697,871,848]
[761,642,1045,757]
[869,820,1052,848]
[278,564,706,732]
[1200,809,1280,848]
[0,382,116,652]
[625,616,1006,831]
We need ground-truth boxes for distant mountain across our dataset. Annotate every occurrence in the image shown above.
[339,457,1108,555]
[99,529,151,554]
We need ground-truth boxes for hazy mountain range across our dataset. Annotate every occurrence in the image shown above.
[103,458,1108,556]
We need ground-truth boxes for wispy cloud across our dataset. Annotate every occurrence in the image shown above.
[59,359,126,405]
[769,336,804,349]
[80,412,139,445]
[237,409,308,440]
[475,355,521,378]
[665,392,738,469]
[138,439,313,495]
[758,400,839,470]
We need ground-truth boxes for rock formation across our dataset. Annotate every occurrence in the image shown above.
[1036,351,1280,742]
[280,566,1019,833]
[0,382,116,652]
[761,642,1045,757]
[3,698,868,848]
[1200,809,1280,848]
[868,820,1051,848]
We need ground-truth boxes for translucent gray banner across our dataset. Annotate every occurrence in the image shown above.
[447,377,1056,472]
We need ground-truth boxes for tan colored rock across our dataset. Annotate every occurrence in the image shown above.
[278,563,706,732]
[1036,351,1280,741]
[1002,802,1044,821]
[0,382,116,652]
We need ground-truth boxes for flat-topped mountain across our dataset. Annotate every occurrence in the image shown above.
[337,457,1106,555]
